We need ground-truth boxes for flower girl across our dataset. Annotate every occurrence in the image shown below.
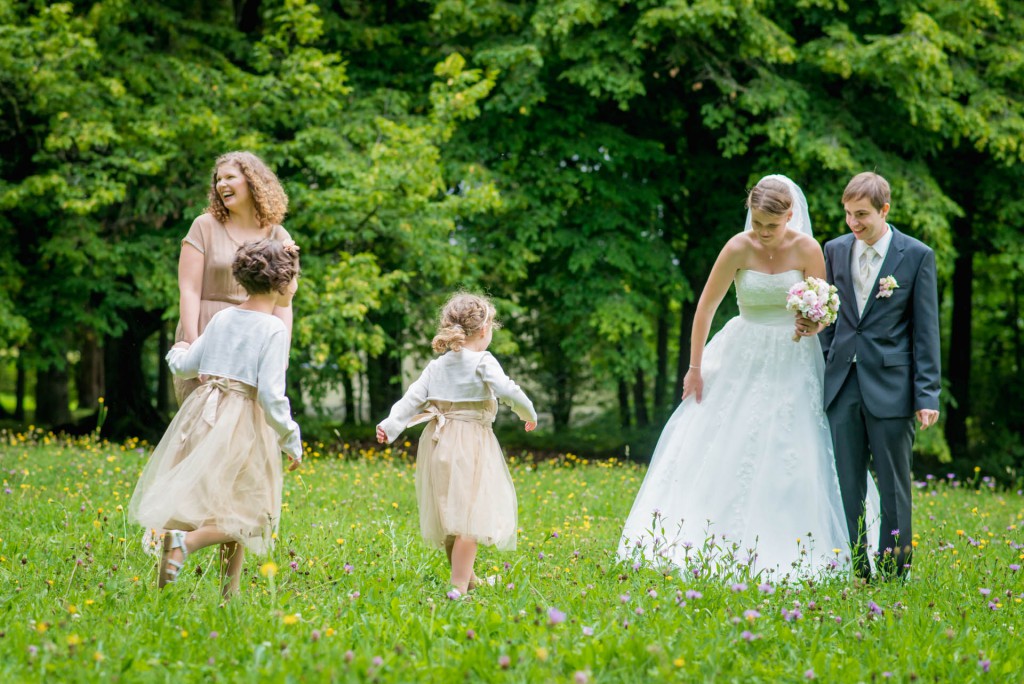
[376,293,537,597]
[129,238,302,598]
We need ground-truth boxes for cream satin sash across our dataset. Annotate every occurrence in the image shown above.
[190,377,258,435]
[407,405,494,442]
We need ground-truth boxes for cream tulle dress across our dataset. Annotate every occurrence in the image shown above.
[131,308,302,556]
[173,214,289,404]
[378,351,537,551]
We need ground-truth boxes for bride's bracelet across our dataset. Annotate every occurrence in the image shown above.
[688,364,700,369]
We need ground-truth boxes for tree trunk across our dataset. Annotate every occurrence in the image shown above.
[155,322,170,415]
[946,218,973,459]
[653,308,669,421]
[35,365,72,426]
[342,374,357,424]
[674,299,696,403]
[75,329,104,411]
[14,357,26,421]
[618,379,631,429]
[102,308,164,441]
[367,309,406,421]
[632,368,650,427]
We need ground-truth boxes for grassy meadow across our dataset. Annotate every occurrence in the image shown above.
[0,428,1021,682]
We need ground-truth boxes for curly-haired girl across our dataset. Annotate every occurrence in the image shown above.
[131,238,303,599]
[376,293,537,598]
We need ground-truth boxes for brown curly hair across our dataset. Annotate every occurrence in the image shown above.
[431,293,500,354]
[232,239,301,295]
[206,151,289,228]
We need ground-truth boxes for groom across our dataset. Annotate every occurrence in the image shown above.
[814,172,941,580]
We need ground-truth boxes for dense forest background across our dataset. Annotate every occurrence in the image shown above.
[2,0,1023,482]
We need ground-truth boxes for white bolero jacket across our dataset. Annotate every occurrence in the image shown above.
[378,350,536,444]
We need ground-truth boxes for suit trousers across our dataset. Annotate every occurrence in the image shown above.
[828,365,915,578]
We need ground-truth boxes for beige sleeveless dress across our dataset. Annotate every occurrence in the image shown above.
[173,214,289,403]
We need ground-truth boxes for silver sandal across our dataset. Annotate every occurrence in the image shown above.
[159,530,189,588]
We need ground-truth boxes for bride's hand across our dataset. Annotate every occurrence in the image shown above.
[795,315,823,337]
[682,368,703,403]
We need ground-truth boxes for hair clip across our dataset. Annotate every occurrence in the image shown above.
[282,239,300,255]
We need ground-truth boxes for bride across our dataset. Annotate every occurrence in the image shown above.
[618,175,877,580]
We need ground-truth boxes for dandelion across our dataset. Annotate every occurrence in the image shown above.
[260,562,278,578]
[283,614,299,625]
[548,607,566,625]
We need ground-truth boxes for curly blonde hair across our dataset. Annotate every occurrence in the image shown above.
[206,151,289,228]
[431,293,500,354]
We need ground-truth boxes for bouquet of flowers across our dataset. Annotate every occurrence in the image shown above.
[786,277,840,342]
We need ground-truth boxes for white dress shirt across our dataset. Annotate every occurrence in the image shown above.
[853,225,893,316]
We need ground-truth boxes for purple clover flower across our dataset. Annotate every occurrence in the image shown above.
[547,607,566,625]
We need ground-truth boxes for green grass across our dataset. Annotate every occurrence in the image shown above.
[0,430,1021,682]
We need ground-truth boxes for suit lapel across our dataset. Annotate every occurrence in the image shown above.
[833,236,859,323]
[859,227,905,321]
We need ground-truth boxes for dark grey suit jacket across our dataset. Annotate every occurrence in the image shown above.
[820,227,941,418]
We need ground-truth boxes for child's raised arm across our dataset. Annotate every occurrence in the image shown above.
[377,364,433,444]
[476,353,537,426]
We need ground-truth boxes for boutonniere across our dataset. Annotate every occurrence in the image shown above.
[876,275,899,299]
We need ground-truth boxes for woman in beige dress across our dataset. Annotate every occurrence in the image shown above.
[175,151,293,404]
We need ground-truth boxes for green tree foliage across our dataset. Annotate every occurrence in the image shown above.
[3,1,1024,479]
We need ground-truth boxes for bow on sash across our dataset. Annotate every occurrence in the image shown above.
[407,405,493,442]
[184,377,256,440]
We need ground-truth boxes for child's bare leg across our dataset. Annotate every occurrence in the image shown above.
[450,536,478,595]
[445,536,456,565]
[218,542,245,599]
[163,526,235,568]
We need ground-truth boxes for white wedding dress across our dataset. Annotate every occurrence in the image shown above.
[618,269,878,580]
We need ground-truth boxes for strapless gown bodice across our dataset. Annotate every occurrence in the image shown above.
[735,269,803,327]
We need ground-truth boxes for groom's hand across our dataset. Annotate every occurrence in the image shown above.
[916,409,939,430]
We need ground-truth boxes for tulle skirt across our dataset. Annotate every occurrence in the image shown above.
[129,377,283,556]
[617,316,875,580]
[415,400,518,551]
